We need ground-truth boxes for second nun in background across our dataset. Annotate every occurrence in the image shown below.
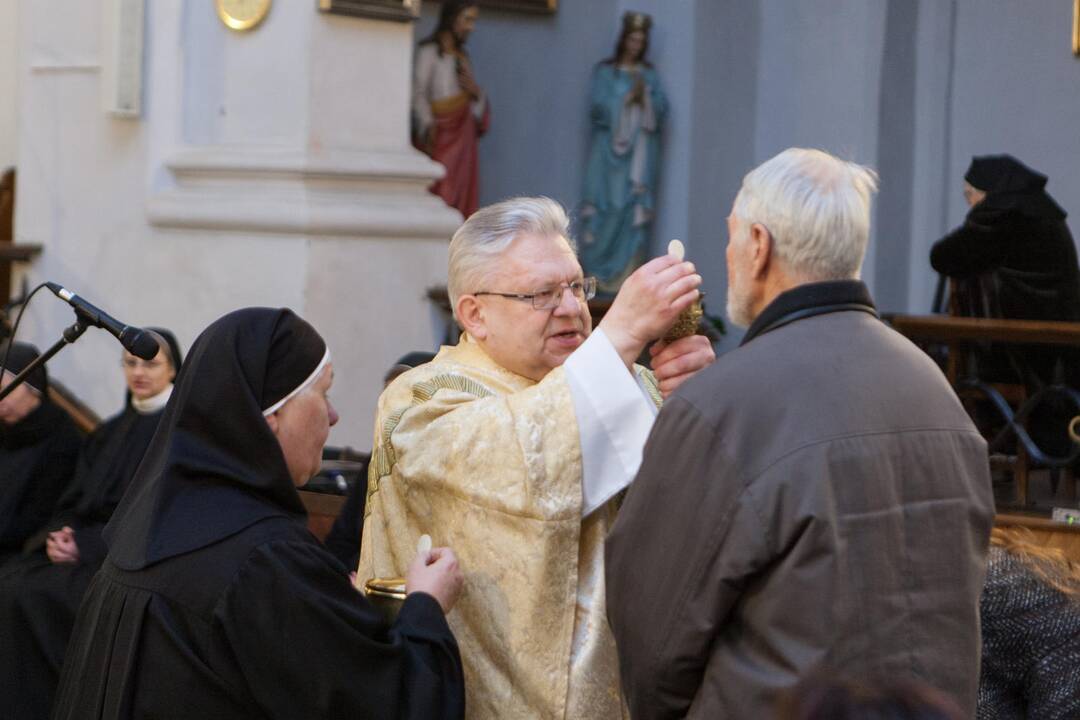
[0,329,182,720]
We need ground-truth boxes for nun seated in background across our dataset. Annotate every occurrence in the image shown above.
[51,308,465,720]
[0,342,81,564]
[0,329,181,720]
[931,154,1080,457]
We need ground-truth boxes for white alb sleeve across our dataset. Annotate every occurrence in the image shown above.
[564,328,658,517]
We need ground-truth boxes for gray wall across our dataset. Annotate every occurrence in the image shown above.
[686,1,759,339]
[420,0,1080,347]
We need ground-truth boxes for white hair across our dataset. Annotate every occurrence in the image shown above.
[733,148,879,281]
[447,196,574,318]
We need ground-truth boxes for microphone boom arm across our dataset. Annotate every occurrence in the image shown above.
[0,316,90,403]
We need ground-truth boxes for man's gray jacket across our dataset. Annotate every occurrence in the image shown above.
[605,281,995,719]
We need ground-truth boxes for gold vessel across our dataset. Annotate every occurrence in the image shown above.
[363,576,406,624]
[664,296,704,342]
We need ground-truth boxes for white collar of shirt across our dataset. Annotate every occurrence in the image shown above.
[132,384,173,415]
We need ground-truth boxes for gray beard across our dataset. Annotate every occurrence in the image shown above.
[726,283,753,329]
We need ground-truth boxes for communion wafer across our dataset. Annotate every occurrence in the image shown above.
[667,239,685,260]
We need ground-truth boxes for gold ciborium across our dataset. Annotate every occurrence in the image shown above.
[363,576,406,624]
[662,239,704,342]
[663,295,704,342]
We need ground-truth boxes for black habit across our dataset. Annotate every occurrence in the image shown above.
[51,308,464,720]
[0,343,81,561]
[0,396,170,720]
[930,155,1080,327]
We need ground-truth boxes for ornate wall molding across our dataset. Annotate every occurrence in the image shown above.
[147,146,462,238]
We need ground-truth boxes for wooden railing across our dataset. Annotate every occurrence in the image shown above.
[887,314,1080,352]
[996,512,1080,562]
[886,313,1080,508]
[47,379,102,435]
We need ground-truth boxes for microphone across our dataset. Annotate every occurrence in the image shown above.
[44,282,160,360]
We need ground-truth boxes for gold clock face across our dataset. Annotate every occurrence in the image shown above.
[216,0,272,31]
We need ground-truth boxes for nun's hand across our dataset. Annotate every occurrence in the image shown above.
[46,526,79,565]
[406,546,463,614]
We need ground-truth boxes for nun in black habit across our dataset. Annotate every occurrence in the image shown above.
[931,154,1080,327]
[51,308,465,720]
[930,155,1080,454]
[0,329,181,720]
[0,342,81,562]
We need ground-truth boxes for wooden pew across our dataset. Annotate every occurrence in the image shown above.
[887,314,1080,506]
[887,314,1080,382]
[47,378,101,435]
[0,167,44,306]
[995,512,1080,563]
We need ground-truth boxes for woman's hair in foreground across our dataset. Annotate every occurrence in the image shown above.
[733,147,879,282]
[446,196,573,318]
[776,674,964,720]
[991,526,1080,596]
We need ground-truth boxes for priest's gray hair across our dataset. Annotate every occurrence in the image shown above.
[733,148,878,281]
[447,196,575,319]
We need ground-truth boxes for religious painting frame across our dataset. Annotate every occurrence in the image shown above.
[317,0,420,23]
[1073,0,1080,56]
[433,0,557,13]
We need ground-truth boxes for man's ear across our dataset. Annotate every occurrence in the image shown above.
[456,294,488,340]
[748,223,773,280]
[264,411,280,437]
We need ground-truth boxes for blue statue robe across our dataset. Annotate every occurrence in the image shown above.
[580,63,667,295]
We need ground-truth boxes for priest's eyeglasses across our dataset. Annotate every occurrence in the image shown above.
[474,277,597,310]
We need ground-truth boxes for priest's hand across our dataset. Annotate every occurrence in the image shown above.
[600,255,702,369]
[649,335,716,399]
[406,546,463,614]
[46,526,80,565]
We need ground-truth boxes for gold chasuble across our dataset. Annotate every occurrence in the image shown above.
[359,335,654,719]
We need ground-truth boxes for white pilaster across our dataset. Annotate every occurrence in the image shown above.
[14,0,460,448]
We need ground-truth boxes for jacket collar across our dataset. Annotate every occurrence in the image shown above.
[741,280,878,346]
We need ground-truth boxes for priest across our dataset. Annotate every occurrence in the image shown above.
[358,196,714,718]
[0,342,81,562]
[0,329,181,720]
[51,308,466,719]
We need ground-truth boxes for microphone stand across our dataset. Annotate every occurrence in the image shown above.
[0,315,90,402]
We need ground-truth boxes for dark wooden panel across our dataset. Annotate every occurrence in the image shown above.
[299,490,347,542]
[887,314,1080,346]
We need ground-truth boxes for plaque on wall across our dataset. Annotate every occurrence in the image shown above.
[433,0,557,13]
[318,0,420,22]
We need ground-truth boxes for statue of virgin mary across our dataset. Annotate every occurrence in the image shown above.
[579,12,668,295]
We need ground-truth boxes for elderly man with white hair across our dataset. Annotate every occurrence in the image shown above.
[605,148,994,719]
[359,195,714,719]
